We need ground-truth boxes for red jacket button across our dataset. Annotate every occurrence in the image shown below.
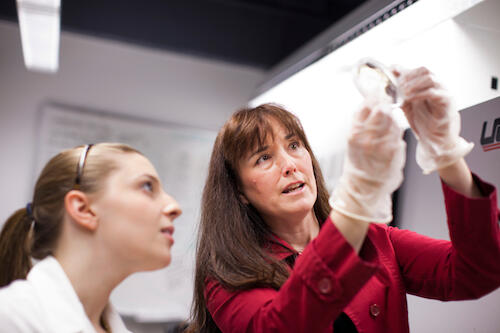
[318,278,332,294]
[370,304,381,317]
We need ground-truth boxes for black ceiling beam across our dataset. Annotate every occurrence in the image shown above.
[0,0,367,69]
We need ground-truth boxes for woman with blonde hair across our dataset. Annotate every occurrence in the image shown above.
[0,143,182,332]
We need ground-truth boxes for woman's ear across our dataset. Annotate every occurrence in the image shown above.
[64,190,98,231]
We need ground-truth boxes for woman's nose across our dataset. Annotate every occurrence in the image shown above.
[280,155,297,176]
[162,196,182,221]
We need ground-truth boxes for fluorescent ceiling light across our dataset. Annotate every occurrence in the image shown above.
[17,0,61,73]
[249,0,497,159]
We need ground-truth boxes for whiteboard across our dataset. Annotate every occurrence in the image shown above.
[35,103,216,322]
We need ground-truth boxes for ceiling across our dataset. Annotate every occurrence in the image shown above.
[0,0,367,69]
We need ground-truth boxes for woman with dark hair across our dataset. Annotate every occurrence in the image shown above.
[0,143,182,332]
[190,67,500,332]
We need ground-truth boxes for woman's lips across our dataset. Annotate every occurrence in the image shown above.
[282,182,305,194]
[161,226,175,244]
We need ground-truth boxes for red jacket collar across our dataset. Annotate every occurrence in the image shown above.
[263,232,300,261]
[263,218,325,261]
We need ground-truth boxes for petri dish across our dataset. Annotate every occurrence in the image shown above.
[353,58,403,106]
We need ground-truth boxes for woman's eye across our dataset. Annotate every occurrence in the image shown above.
[256,154,271,165]
[290,141,300,150]
[141,181,154,193]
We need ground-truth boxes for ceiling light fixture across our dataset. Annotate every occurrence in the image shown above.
[16,0,61,73]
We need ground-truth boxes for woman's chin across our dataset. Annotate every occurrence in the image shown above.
[285,202,315,216]
[140,254,172,272]
[274,207,315,223]
[158,254,172,269]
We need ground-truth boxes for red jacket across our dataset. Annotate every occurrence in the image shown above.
[205,175,500,332]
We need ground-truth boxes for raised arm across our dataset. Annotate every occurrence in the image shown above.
[438,158,482,198]
[390,174,500,300]
[392,66,500,298]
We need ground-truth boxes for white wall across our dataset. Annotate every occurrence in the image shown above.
[0,20,264,225]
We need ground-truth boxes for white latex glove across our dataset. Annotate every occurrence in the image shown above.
[330,105,406,223]
[397,67,473,174]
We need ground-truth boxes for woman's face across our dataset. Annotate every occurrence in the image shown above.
[237,118,317,225]
[90,152,181,272]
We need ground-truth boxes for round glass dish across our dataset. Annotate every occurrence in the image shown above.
[353,58,403,106]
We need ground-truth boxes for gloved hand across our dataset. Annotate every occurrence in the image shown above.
[397,67,474,174]
[330,105,406,223]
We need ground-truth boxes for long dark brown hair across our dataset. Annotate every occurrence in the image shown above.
[0,143,140,287]
[189,103,331,332]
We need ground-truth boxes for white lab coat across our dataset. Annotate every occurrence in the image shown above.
[0,256,132,333]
